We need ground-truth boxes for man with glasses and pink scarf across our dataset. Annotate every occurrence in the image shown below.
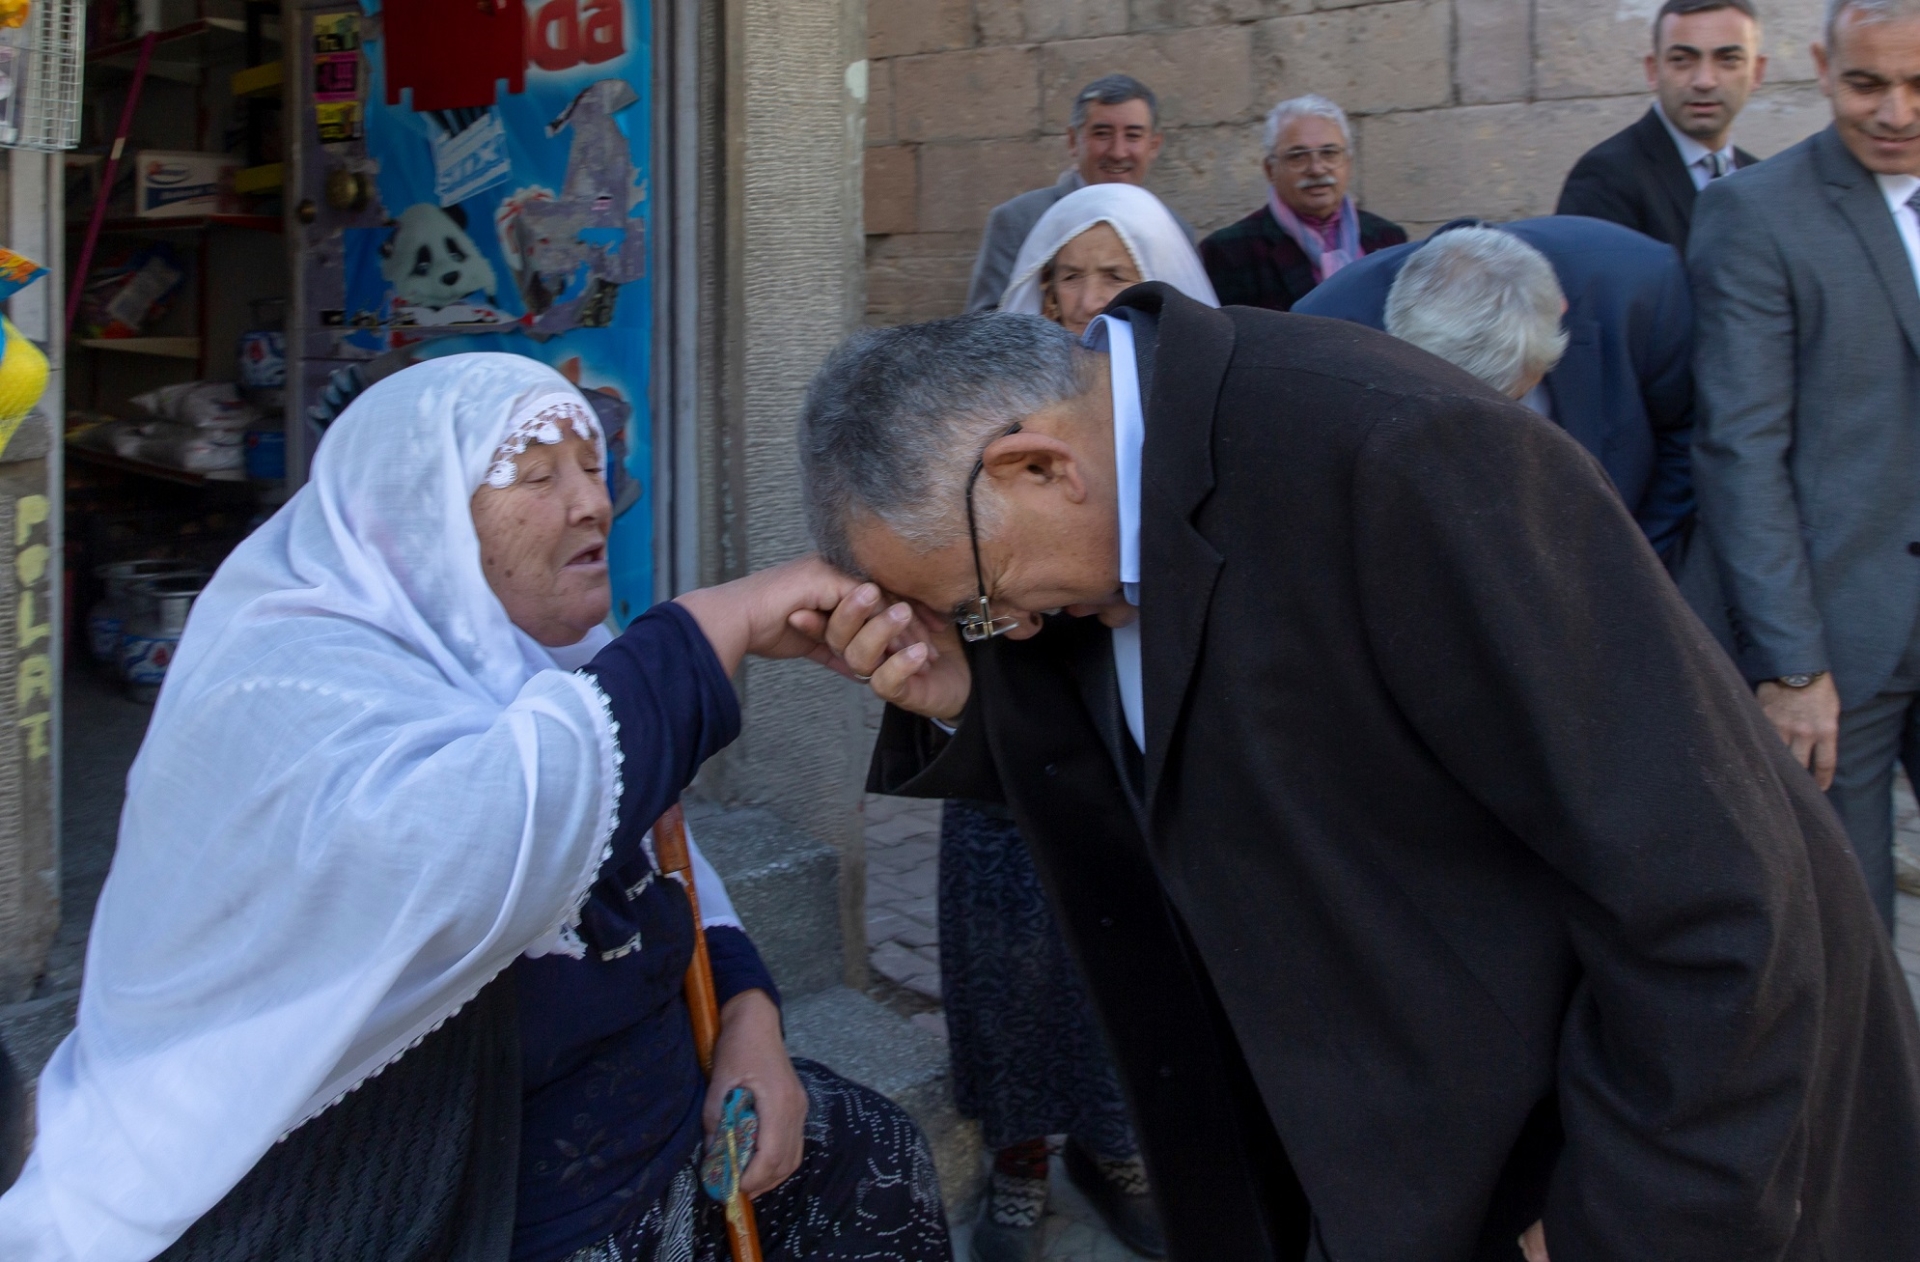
[1200,94,1408,312]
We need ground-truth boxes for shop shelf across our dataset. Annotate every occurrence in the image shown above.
[232,163,281,195]
[88,18,281,83]
[66,214,282,235]
[76,337,201,359]
[66,442,232,489]
[229,59,282,98]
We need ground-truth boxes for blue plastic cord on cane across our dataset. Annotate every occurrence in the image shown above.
[700,1087,759,1205]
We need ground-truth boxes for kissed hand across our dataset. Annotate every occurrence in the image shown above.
[674,555,862,678]
[789,581,975,723]
[705,989,808,1198]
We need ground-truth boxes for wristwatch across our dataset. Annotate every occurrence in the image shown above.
[1775,671,1828,689]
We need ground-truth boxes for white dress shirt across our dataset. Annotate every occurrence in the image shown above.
[1655,105,1737,191]
[1876,172,1920,296]
[1086,313,1146,752]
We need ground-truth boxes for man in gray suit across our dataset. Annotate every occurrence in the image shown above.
[964,75,1186,312]
[1690,0,1920,928]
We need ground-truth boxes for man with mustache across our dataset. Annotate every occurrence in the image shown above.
[1688,0,1920,932]
[965,74,1189,313]
[1197,94,1407,312]
[1557,0,1767,252]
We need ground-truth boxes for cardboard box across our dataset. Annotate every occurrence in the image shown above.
[134,151,242,219]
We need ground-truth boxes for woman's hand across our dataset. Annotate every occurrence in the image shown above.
[705,989,808,1198]
[805,582,974,724]
[674,555,861,677]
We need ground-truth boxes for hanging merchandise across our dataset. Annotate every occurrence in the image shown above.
[0,0,82,152]
[0,248,49,460]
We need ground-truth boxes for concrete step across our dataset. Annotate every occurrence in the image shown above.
[783,985,983,1214]
[0,988,78,1166]
[683,802,844,1000]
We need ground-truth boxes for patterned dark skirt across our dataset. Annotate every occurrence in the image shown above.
[937,801,1137,1156]
[563,1059,951,1262]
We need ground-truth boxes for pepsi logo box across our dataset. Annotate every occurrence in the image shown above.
[135,151,242,219]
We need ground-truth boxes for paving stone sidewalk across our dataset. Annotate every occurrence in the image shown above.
[864,794,1142,1258]
[868,781,1920,1256]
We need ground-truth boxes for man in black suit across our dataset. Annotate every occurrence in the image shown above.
[1557,0,1767,250]
[795,286,1920,1261]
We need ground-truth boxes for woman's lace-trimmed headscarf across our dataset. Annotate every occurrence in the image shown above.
[0,354,623,1262]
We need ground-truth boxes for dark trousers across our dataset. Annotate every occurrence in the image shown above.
[1829,647,1920,931]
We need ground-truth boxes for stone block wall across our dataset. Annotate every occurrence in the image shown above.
[864,0,1830,325]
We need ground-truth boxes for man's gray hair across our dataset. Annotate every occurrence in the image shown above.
[799,313,1094,573]
[1826,0,1920,46]
[1071,74,1160,132]
[1263,94,1352,154]
[1384,227,1569,397]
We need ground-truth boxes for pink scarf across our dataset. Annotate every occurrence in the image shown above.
[1266,190,1363,284]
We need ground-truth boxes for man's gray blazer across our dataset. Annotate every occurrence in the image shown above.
[965,170,1086,312]
[1689,124,1920,708]
[963,170,1195,312]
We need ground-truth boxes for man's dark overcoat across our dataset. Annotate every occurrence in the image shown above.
[870,284,1920,1262]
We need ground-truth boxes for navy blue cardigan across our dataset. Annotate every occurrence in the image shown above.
[512,603,777,1261]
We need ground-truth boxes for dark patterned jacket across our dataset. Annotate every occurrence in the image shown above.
[1199,203,1408,312]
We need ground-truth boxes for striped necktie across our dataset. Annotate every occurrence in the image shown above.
[1707,151,1730,179]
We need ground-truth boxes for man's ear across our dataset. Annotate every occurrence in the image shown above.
[981,430,1089,503]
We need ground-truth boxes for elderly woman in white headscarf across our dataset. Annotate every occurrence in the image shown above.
[0,355,951,1262]
[934,184,1217,1262]
[1000,182,1217,336]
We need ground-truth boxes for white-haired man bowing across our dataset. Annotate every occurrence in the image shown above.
[796,286,1920,1261]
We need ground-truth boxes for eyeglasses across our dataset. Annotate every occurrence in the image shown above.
[957,423,1025,643]
[1274,145,1348,169]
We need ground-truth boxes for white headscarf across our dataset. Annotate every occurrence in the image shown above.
[0,354,636,1261]
[1000,183,1220,315]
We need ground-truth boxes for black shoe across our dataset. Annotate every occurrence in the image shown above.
[1063,1139,1167,1259]
[969,1210,1045,1262]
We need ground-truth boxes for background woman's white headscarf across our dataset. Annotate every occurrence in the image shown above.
[0,354,630,1262]
[1000,183,1220,315]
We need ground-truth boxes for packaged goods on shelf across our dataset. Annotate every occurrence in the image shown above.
[79,243,183,338]
[100,417,245,476]
[134,150,242,219]
[130,380,259,430]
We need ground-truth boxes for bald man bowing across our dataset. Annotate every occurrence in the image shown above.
[795,285,1920,1262]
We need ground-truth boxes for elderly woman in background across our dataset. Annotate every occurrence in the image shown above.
[1001,182,1216,337]
[912,183,1214,1262]
[0,356,951,1262]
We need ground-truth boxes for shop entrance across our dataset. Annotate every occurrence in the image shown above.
[52,0,679,1073]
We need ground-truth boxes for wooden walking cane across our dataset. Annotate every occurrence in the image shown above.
[653,801,765,1262]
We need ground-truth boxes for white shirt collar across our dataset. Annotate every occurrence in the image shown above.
[1877,171,1920,215]
[1875,173,1920,296]
[1654,104,1734,179]
[1085,313,1144,606]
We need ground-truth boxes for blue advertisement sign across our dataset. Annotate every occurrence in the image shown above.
[351,0,654,621]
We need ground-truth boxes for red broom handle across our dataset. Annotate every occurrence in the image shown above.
[66,32,158,336]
